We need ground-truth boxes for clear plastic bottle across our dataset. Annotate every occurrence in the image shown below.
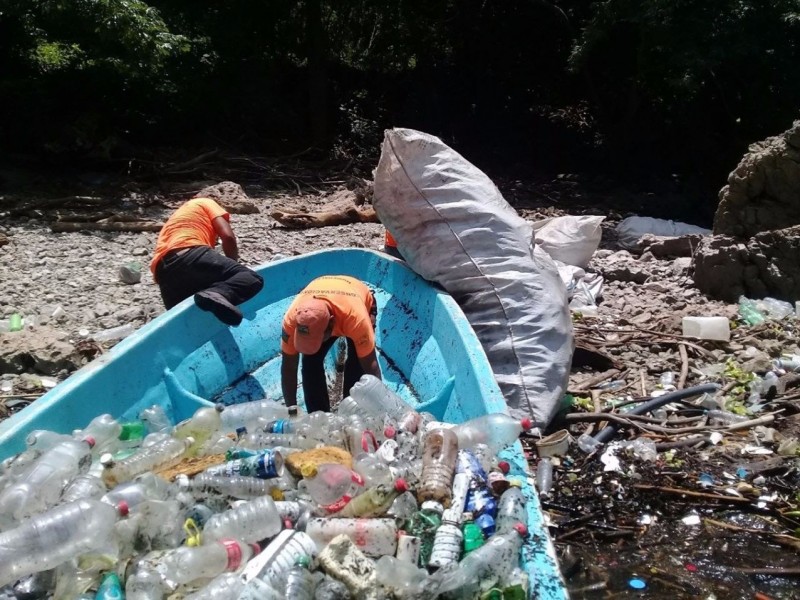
[101,476,171,511]
[177,472,277,499]
[305,518,397,557]
[0,437,95,520]
[452,414,533,454]
[535,457,553,498]
[350,374,419,419]
[76,414,123,454]
[100,436,193,486]
[238,431,319,450]
[437,524,528,595]
[428,518,463,569]
[159,538,259,585]
[274,500,316,527]
[243,530,317,589]
[60,474,107,503]
[184,572,245,600]
[124,565,164,600]
[418,428,458,507]
[174,405,224,455]
[334,479,408,518]
[299,463,366,513]
[353,452,394,487]
[140,404,173,434]
[0,498,128,587]
[220,400,295,432]
[202,495,282,544]
[283,556,315,599]
[25,429,73,451]
[495,484,527,534]
[707,409,750,426]
[203,450,284,479]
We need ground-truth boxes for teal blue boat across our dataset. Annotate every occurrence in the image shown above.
[0,248,566,598]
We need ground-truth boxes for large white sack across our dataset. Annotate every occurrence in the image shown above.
[616,216,710,250]
[373,128,574,427]
[532,215,605,268]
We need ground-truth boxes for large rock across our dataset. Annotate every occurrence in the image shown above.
[714,121,800,238]
[0,326,84,375]
[693,225,800,301]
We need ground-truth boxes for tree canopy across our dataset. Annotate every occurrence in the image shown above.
[1,0,798,183]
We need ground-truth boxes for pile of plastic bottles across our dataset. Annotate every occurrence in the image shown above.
[0,375,533,600]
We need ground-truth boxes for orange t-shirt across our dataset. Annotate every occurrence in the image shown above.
[281,275,376,357]
[150,198,229,280]
[384,230,398,248]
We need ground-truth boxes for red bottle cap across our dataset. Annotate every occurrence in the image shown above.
[284,518,294,529]
[394,478,409,493]
[497,461,511,474]
[520,418,533,431]
[383,425,397,439]
[513,523,528,537]
[83,436,96,448]
[116,500,129,517]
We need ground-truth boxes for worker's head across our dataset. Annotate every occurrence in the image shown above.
[293,298,333,354]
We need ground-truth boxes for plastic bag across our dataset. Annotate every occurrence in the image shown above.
[616,216,710,250]
[373,128,574,427]
[532,215,604,268]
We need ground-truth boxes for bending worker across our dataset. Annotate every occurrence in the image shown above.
[280,275,381,412]
[150,197,263,326]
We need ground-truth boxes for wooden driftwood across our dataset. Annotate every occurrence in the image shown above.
[271,188,378,229]
[51,220,163,233]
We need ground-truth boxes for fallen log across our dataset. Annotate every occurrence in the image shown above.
[51,221,163,233]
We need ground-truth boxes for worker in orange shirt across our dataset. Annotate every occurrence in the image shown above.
[280,275,381,412]
[150,197,263,326]
[383,229,403,260]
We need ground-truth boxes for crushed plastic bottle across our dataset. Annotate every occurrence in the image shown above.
[282,555,315,599]
[0,498,128,586]
[452,414,533,455]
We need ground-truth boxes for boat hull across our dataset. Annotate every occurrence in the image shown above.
[0,248,566,598]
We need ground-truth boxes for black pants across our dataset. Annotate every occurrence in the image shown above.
[155,246,264,309]
[302,337,364,413]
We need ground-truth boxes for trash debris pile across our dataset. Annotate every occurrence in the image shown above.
[0,375,534,600]
[530,301,800,597]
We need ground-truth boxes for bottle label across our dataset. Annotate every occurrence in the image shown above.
[209,452,280,479]
[222,539,243,570]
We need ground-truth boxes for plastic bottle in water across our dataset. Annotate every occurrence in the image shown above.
[436,524,528,595]
[334,479,409,518]
[184,572,245,600]
[418,428,458,507]
[299,463,366,513]
[174,405,224,455]
[495,484,527,534]
[100,436,193,486]
[140,404,173,434]
[202,495,282,544]
[350,374,418,421]
[60,474,107,503]
[177,472,277,499]
[305,518,398,557]
[282,556,315,599]
[0,437,95,520]
[0,498,128,586]
[452,414,533,454]
[242,530,317,589]
[159,538,259,584]
[428,518,463,569]
[203,450,284,479]
[220,400,295,431]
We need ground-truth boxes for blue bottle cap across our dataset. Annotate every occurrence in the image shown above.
[628,578,646,590]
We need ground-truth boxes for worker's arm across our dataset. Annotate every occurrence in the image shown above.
[212,216,239,261]
[281,352,300,408]
[358,348,382,380]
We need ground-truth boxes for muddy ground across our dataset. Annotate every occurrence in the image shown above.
[1,166,798,599]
